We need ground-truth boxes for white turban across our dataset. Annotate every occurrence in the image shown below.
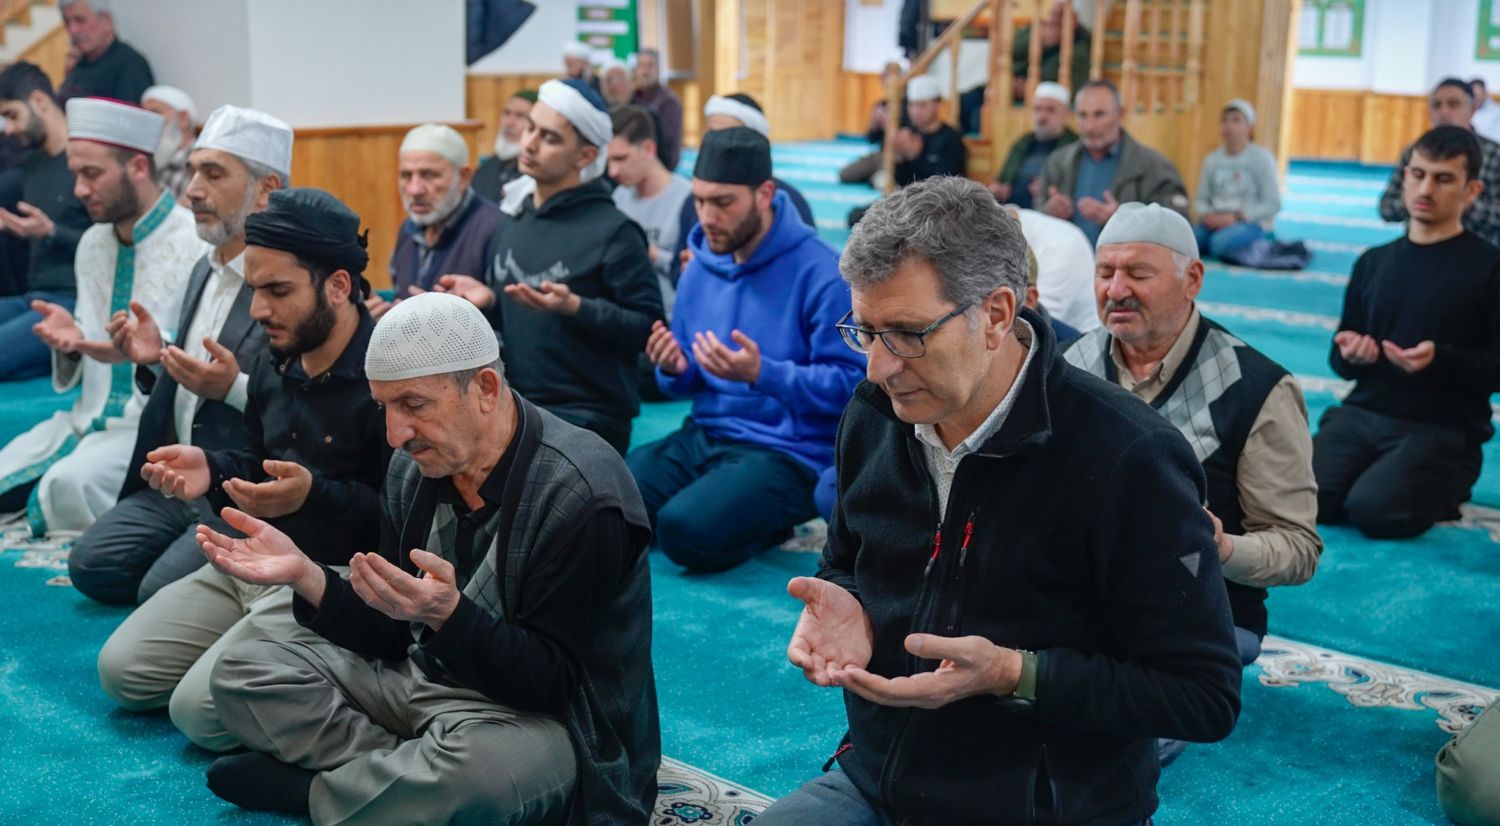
[1095,202,1200,259]
[142,85,196,122]
[562,40,591,60]
[1034,81,1070,106]
[599,57,629,78]
[704,95,769,137]
[498,79,613,215]
[365,292,500,382]
[906,75,943,102]
[400,123,469,169]
[195,104,294,178]
[66,97,164,155]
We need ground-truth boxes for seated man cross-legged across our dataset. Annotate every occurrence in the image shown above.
[199,292,660,824]
[629,127,864,572]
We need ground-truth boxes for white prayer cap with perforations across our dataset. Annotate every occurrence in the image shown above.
[365,292,500,382]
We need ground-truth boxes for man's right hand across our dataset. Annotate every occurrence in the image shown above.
[365,294,394,321]
[430,274,496,310]
[31,300,82,353]
[1042,186,1074,220]
[141,444,212,500]
[787,576,874,688]
[197,507,325,604]
[106,300,164,365]
[1334,330,1379,366]
[988,181,1013,202]
[645,320,687,375]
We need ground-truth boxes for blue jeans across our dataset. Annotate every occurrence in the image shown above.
[1192,221,1265,260]
[0,291,74,381]
[626,419,817,572]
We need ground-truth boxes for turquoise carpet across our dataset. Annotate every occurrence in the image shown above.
[2,146,1495,823]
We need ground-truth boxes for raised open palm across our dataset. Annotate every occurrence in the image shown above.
[787,576,874,687]
[196,506,310,586]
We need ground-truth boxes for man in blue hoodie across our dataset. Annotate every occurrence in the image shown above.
[629,127,864,572]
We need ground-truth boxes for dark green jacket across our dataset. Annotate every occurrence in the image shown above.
[994,128,1078,184]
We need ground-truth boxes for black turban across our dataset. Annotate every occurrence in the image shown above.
[693,126,772,187]
[245,187,371,296]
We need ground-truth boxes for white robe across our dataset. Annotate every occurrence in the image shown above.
[0,192,207,534]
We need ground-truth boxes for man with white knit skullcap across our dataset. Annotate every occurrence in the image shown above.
[445,78,662,455]
[201,290,661,824]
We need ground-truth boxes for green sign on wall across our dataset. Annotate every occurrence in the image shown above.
[1480,0,1500,61]
[578,0,639,61]
[1297,0,1364,58]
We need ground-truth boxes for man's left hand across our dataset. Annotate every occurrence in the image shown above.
[1206,507,1233,563]
[161,337,241,400]
[1076,191,1119,225]
[223,460,313,519]
[1380,340,1435,373]
[349,549,461,631]
[503,281,582,317]
[834,633,1022,709]
[0,201,55,240]
[692,329,761,384]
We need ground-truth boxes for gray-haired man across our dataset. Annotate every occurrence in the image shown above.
[198,292,660,824]
[759,176,1240,824]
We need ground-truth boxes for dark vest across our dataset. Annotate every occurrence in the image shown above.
[1064,315,1287,636]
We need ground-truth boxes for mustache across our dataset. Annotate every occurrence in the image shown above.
[1104,297,1142,313]
[190,200,219,216]
[402,439,433,454]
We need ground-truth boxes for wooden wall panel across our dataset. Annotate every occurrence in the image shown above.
[1289,89,1433,164]
[464,73,556,162]
[290,122,482,290]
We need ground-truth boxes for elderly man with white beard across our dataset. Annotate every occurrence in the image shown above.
[473,89,535,203]
[141,85,196,201]
[369,123,500,321]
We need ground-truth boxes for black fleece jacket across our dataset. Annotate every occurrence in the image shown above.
[820,309,1241,825]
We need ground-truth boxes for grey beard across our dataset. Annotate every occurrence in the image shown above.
[406,183,465,228]
[494,135,522,161]
[155,123,185,171]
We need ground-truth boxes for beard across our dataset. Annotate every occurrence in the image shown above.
[192,181,259,247]
[404,181,465,228]
[154,122,184,170]
[705,207,763,256]
[91,175,143,224]
[13,107,46,150]
[494,134,522,161]
[268,287,337,361]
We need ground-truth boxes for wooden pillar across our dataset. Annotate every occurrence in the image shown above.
[1258,0,1301,181]
[714,0,741,97]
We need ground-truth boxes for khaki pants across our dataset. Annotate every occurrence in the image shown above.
[96,563,312,751]
[211,637,577,826]
[1437,699,1500,826]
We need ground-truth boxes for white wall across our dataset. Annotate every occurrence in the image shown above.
[844,0,901,73]
[109,0,253,119]
[469,0,579,75]
[1295,0,1500,92]
[245,0,465,127]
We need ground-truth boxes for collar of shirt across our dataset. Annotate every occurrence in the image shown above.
[1109,305,1201,401]
[209,247,246,280]
[407,188,476,252]
[1084,136,1123,162]
[915,318,1038,461]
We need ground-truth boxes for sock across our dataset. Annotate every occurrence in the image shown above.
[206,752,315,816]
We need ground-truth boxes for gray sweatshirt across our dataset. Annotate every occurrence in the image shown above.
[1195,143,1281,230]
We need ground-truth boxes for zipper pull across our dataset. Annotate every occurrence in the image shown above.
[924,522,942,579]
[958,511,975,568]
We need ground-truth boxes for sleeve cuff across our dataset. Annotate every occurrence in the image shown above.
[656,362,701,398]
[421,592,485,660]
[291,564,344,630]
[753,356,795,398]
[224,371,250,411]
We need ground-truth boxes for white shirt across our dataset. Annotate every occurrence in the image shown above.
[1474,99,1500,145]
[1015,208,1101,333]
[173,250,250,445]
[915,320,1037,517]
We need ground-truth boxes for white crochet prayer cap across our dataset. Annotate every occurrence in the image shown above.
[906,75,943,102]
[562,40,591,60]
[194,104,294,178]
[1034,81,1070,105]
[66,97,165,155]
[365,292,500,381]
[141,85,196,121]
[1095,201,1200,259]
[1223,98,1256,127]
[400,123,469,169]
[703,96,770,137]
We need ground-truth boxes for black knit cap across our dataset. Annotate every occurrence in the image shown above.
[693,126,772,187]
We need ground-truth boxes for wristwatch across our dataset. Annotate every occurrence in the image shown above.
[998,649,1038,713]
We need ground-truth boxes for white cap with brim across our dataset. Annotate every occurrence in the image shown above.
[141,85,196,122]
[906,75,943,102]
[66,97,166,155]
[1095,201,1200,259]
[195,104,294,178]
[1223,98,1255,127]
[400,123,469,169]
[365,292,500,382]
[1034,82,1070,106]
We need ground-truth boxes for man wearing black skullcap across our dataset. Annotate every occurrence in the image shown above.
[1379,77,1500,246]
[628,127,864,572]
[437,78,662,454]
[88,187,389,752]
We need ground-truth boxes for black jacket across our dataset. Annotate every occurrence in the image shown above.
[120,256,268,500]
[821,310,1241,824]
[485,179,663,426]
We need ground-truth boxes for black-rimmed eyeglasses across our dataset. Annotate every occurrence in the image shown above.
[835,304,972,359]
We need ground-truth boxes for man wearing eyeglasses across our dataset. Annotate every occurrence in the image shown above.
[757,177,1240,825]
[627,127,863,572]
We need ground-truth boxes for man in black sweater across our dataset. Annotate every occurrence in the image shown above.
[437,78,662,454]
[759,177,1240,825]
[57,0,155,104]
[892,75,967,187]
[200,292,659,824]
[0,62,92,381]
[1316,125,1500,539]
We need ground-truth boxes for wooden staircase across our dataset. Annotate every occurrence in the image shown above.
[0,0,69,87]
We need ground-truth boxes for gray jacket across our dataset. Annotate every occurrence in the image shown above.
[1037,129,1191,217]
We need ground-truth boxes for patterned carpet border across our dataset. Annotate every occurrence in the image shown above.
[1257,635,1499,734]
[657,757,771,824]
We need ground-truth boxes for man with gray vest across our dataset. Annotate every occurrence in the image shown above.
[1063,202,1322,674]
[198,291,660,824]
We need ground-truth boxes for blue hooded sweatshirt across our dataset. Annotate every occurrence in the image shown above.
[659,189,864,471]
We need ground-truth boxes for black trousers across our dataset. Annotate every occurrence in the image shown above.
[1313,405,1482,539]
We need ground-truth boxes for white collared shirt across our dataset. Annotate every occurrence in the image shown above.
[914,320,1037,517]
[173,250,250,445]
